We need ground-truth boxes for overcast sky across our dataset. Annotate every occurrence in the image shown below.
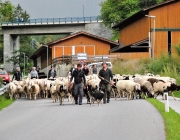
[8,0,104,19]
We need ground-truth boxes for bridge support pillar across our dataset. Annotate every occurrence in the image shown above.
[3,34,20,72]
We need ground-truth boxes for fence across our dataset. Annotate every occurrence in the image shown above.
[52,54,120,65]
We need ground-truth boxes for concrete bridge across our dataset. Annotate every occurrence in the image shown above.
[0,16,111,71]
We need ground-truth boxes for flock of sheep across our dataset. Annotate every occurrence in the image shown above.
[6,72,180,106]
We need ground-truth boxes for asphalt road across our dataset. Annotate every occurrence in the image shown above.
[0,97,165,140]
[157,95,180,114]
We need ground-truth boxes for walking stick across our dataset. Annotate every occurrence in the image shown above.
[98,75,116,87]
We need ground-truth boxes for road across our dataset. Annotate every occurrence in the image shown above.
[0,97,165,140]
[157,95,180,114]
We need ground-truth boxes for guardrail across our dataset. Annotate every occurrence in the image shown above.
[0,84,8,96]
[1,16,102,26]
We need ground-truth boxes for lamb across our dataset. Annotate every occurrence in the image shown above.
[116,80,141,100]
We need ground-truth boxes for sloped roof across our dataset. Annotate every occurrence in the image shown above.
[46,31,119,46]
[110,38,149,52]
[112,0,178,29]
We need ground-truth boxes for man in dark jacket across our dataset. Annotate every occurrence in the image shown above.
[70,63,86,105]
[48,66,57,78]
[82,64,89,76]
[99,62,113,104]
[12,67,22,81]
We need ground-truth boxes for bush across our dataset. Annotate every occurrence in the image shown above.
[112,59,144,75]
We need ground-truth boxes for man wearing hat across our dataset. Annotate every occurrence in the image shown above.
[99,62,113,104]
[70,63,86,105]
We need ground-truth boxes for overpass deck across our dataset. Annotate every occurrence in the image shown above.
[1,16,102,26]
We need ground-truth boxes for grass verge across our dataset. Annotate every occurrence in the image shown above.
[0,92,14,111]
[146,98,180,140]
[169,91,180,98]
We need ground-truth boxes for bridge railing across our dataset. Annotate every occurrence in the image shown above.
[1,16,102,26]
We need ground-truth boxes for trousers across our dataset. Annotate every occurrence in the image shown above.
[74,83,84,103]
[101,83,111,102]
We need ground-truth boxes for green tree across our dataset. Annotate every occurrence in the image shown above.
[100,0,140,28]
[0,0,14,22]
[139,0,166,8]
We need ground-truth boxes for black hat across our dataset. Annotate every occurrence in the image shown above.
[77,63,82,67]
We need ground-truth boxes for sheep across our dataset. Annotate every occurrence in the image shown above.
[116,80,141,100]
[15,84,24,99]
[167,83,180,100]
[147,78,165,86]
[153,81,167,99]
[7,82,17,100]
[49,83,58,103]
[31,82,40,100]
[134,78,154,98]
[26,79,33,99]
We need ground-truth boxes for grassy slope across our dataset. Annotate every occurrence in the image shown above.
[147,98,180,140]
[0,92,14,110]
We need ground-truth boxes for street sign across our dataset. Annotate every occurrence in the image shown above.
[77,53,87,60]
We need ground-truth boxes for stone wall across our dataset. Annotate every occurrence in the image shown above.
[85,23,112,40]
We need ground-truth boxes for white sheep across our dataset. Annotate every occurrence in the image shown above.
[116,80,141,100]
[7,82,17,100]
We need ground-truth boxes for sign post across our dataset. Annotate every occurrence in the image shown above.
[164,90,169,112]
[77,53,87,66]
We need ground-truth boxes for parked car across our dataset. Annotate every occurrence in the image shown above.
[0,70,10,83]
[87,61,113,74]
[87,62,113,69]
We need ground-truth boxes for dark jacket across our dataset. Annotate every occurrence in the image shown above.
[12,71,22,81]
[99,68,113,84]
[82,68,89,76]
[48,70,57,78]
[69,67,75,76]
[70,69,86,85]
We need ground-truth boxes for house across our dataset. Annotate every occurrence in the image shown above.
[30,31,119,75]
[111,0,180,60]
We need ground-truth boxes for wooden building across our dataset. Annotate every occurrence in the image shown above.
[30,31,118,75]
[47,31,118,59]
[111,0,180,59]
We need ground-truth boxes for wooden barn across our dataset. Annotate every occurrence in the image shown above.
[47,31,118,58]
[30,31,118,75]
[111,0,180,60]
